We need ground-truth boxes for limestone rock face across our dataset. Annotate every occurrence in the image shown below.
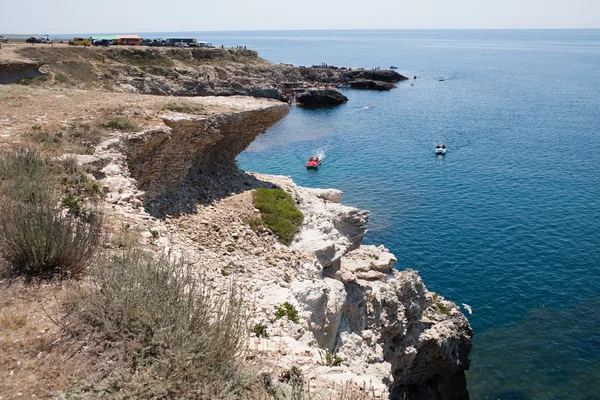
[122,96,289,199]
[296,89,348,106]
[258,175,473,398]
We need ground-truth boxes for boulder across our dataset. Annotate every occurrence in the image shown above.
[297,89,348,106]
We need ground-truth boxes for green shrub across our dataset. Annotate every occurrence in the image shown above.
[102,117,140,132]
[252,188,304,245]
[66,249,248,396]
[274,302,300,324]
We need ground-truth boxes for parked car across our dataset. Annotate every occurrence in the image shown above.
[173,42,188,48]
[93,39,111,47]
[26,37,42,44]
[39,37,52,44]
[148,41,164,47]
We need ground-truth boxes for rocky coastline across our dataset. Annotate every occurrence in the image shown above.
[0,45,471,399]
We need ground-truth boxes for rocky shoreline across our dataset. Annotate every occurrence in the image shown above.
[1,45,408,104]
[0,45,471,398]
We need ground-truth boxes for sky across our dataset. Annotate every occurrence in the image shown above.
[1,0,599,34]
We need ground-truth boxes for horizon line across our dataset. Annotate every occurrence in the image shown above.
[3,27,600,36]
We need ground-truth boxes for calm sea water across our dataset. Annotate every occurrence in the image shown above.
[84,30,600,398]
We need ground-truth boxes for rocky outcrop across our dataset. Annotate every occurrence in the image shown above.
[12,46,408,101]
[297,89,348,106]
[0,61,45,84]
[122,96,289,200]
[350,79,397,91]
[344,69,409,82]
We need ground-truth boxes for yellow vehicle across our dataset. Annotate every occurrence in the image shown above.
[69,37,91,46]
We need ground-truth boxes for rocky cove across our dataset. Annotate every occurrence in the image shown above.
[79,96,472,399]
[0,45,471,399]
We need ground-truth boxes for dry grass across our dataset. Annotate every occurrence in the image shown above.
[0,311,28,330]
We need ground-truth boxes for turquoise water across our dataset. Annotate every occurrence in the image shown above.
[79,30,599,398]
[229,30,600,399]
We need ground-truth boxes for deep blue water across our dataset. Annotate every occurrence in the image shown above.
[228,30,600,399]
[62,30,600,398]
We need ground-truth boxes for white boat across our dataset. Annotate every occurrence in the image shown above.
[435,145,446,155]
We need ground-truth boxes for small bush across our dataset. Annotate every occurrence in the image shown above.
[252,188,304,245]
[102,117,140,132]
[66,249,248,396]
[0,149,103,279]
[274,302,300,324]
[0,201,103,279]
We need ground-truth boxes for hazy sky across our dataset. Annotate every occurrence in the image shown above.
[1,0,599,34]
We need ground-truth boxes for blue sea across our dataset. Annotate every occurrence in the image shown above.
[231,30,600,400]
[80,30,600,398]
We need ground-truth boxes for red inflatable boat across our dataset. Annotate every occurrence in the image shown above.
[306,158,322,169]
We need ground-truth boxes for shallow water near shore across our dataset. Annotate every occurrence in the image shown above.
[172,30,599,398]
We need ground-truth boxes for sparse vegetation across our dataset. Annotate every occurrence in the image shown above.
[252,322,269,338]
[274,301,300,324]
[65,249,248,396]
[246,216,264,232]
[319,349,344,367]
[252,188,304,245]
[102,116,140,132]
[165,101,206,114]
[432,293,452,316]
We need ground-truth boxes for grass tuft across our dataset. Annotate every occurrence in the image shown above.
[274,302,300,324]
[252,188,304,245]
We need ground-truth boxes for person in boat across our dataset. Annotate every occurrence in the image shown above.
[309,157,315,162]
[436,145,440,149]
[441,145,446,149]
[314,157,320,163]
